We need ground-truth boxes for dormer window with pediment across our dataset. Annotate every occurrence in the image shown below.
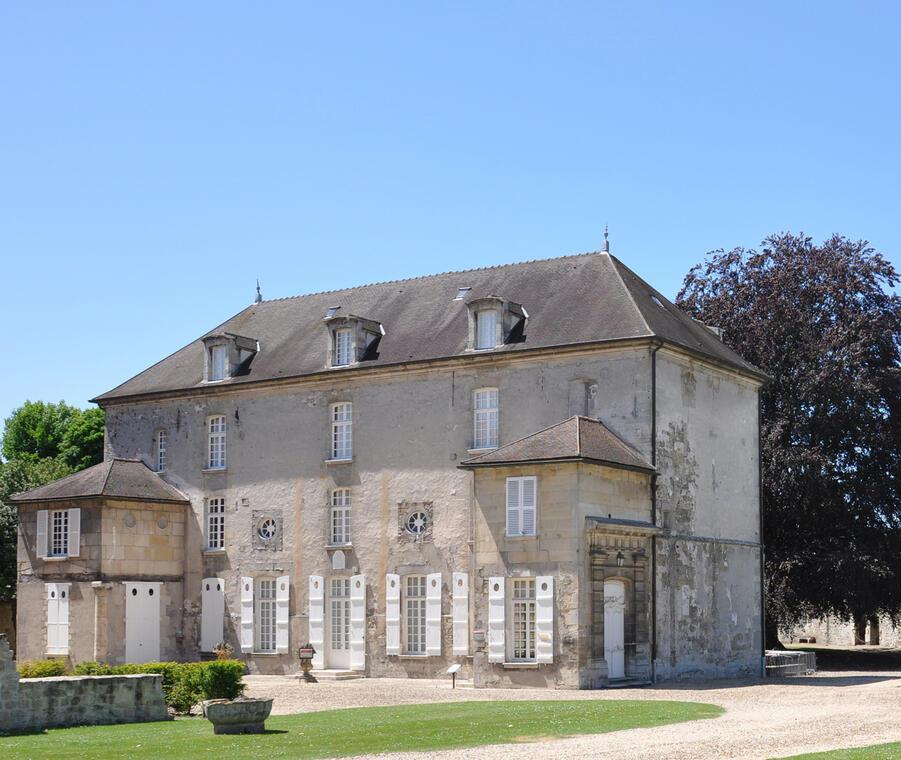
[466,296,528,351]
[202,333,259,382]
[324,312,384,368]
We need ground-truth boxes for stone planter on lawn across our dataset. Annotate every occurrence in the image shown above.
[202,697,273,734]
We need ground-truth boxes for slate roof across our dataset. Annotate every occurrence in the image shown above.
[459,416,654,473]
[9,459,190,504]
[93,251,764,403]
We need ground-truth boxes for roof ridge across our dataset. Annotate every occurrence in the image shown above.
[606,254,653,336]
[256,251,602,304]
[100,458,115,494]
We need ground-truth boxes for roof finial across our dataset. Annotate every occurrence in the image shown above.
[602,224,609,253]
[254,279,262,304]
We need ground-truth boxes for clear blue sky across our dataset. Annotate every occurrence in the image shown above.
[2,1,899,428]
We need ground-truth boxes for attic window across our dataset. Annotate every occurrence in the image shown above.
[325,306,340,319]
[324,314,385,368]
[651,295,665,309]
[454,287,471,301]
[210,345,227,381]
[466,296,527,351]
[202,333,259,382]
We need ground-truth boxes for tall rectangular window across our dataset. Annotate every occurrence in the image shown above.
[207,497,225,549]
[155,429,168,472]
[476,309,497,349]
[257,578,277,653]
[208,415,226,469]
[330,577,351,653]
[331,403,352,460]
[334,328,352,366]
[511,579,536,661]
[330,489,351,545]
[405,575,427,654]
[473,388,498,449]
[50,510,69,556]
[506,476,537,537]
[210,345,228,381]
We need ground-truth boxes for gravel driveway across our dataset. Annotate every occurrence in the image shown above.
[243,666,901,760]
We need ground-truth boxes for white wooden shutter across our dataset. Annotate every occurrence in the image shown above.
[308,575,324,668]
[36,510,48,557]
[385,573,400,655]
[426,572,442,656]
[452,572,469,655]
[505,479,521,536]
[67,508,81,557]
[535,576,554,663]
[200,578,225,651]
[521,478,536,536]
[488,576,505,663]
[349,574,366,670]
[240,577,254,653]
[46,583,70,655]
[276,575,290,653]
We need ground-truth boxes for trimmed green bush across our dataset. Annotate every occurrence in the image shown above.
[198,659,246,701]
[17,658,68,678]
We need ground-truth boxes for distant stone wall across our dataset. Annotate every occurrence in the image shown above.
[0,635,168,731]
[785,616,901,648]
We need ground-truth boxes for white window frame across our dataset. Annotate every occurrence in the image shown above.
[330,576,351,655]
[210,344,228,381]
[50,508,69,556]
[404,575,427,655]
[329,488,351,545]
[256,577,277,653]
[475,309,497,350]
[155,429,168,473]
[330,402,352,460]
[37,508,80,558]
[206,497,225,550]
[333,328,352,367]
[510,578,537,662]
[207,415,226,469]
[506,475,537,537]
[472,388,498,449]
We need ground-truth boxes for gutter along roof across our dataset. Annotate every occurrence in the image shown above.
[93,252,765,404]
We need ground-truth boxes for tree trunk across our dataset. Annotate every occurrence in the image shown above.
[765,615,784,650]
[853,612,867,645]
[868,615,880,645]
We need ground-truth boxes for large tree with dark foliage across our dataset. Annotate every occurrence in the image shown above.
[677,233,901,645]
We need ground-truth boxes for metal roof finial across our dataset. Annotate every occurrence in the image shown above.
[254,279,263,304]
[602,224,609,253]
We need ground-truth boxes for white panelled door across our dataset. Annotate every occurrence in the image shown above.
[125,581,161,664]
[200,578,225,652]
[328,577,351,668]
[603,579,626,679]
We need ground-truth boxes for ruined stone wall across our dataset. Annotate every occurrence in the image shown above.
[0,635,167,730]
[784,616,901,647]
[653,350,763,680]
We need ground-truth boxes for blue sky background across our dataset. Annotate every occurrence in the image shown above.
[2,1,899,430]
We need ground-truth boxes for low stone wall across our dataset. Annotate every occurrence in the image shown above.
[785,616,901,648]
[0,635,168,731]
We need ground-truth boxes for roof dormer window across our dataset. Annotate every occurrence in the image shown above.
[476,309,497,350]
[324,313,385,369]
[334,328,352,366]
[202,333,259,382]
[210,345,228,381]
[466,296,527,351]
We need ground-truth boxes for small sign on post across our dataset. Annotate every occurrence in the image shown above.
[446,663,461,689]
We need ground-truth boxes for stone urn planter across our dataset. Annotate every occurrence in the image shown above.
[202,697,273,734]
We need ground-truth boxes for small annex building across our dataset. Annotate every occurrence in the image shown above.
[14,249,766,687]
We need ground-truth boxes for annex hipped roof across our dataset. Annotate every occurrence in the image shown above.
[459,415,654,473]
[9,458,190,505]
[93,251,764,403]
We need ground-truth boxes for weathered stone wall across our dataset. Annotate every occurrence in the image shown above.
[0,635,167,731]
[784,616,901,648]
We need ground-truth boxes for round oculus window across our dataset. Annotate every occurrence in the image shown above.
[258,518,277,540]
[405,511,428,535]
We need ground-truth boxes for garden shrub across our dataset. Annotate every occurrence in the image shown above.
[17,659,68,678]
[198,659,246,701]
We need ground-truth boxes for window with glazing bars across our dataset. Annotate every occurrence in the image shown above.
[405,576,427,654]
[331,403,352,459]
[208,416,226,469]
[257,579,277,652]
[50,510,68,556]
[156,429,167,472]
[330,489,351,544]
[207,497,225,549]
[512,579,536,660]
[473,388,498,449]
[334,328,352,366]
[330,578,351,651]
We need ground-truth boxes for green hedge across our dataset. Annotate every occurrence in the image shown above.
[36,659,248,714]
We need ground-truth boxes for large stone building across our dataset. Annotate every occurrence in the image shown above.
[13,250,766,687]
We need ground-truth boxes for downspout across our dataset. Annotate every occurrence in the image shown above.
[758,389,767,676]
[650,339,663,682]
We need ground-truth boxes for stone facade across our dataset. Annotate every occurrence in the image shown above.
[0,635,167,730]
[13,252,765,687]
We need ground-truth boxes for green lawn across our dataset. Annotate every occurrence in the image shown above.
[0,699,722,760]
[772,744,901,760]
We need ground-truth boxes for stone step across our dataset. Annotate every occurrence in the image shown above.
[308,669,364,681]
[605,678,652,689]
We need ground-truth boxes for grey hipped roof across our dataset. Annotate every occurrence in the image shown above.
[9,459,190,505]
[93,251,764,403]
[460,416,654,473]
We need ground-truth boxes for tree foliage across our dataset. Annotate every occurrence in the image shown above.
[677,233,901,641]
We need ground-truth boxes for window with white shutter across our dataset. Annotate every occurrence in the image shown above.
[425,573,442,656]
[386,574,400,655]
[452,572,469,655]
[240,576,254,653]
[309,575,325,668]
[46,583,70,655]
[36,510,49,557]
[487,576,505,663]
[37,508,79,558]
[505,476,537,537]
[275,575,290,653]
[535,576,554,663]
[200,577,225,652]
[256,578,277,653]
[404,575,426,654]
[511,579,536,661]
[349,574,366,670]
